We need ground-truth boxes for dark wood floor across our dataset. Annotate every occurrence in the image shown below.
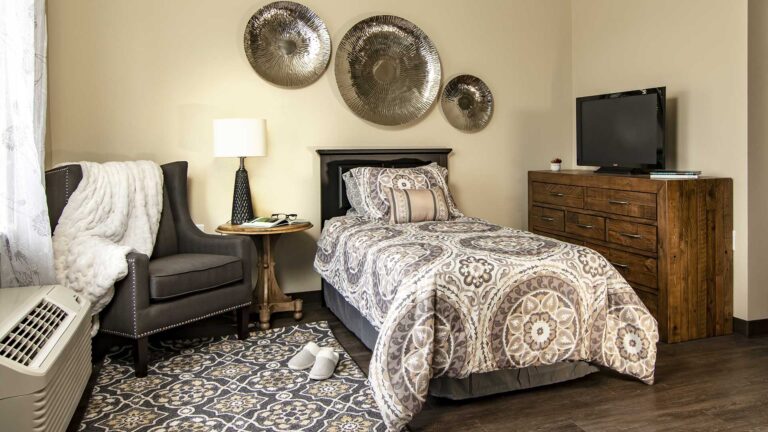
[71,296,768,432]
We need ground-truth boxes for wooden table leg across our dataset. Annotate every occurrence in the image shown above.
[254,233,304,330]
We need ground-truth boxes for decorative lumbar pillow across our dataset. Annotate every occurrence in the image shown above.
[343,162,462,221]
[384,187,450,224]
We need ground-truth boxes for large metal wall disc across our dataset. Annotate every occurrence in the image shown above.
[335,15,442,126]
[244,1,331,87]
[441,74,493,132]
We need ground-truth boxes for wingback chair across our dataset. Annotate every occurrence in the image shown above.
[45,161,252,377]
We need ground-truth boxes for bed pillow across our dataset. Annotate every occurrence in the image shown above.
[342,172,366,215]
[343,163,463,221]
[384,187,450,224]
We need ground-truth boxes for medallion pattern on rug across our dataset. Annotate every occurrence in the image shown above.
[79,321,386,432]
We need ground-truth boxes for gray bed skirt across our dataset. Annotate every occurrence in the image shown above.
[322,280,599,400]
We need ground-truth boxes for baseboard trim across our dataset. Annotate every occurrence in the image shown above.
[733,318,768,337]
[292,290,322,309]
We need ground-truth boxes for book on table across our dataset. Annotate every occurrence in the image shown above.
[239,214,307,228]
[650,169,701,179]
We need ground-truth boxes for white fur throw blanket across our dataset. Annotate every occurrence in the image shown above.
[53,161,163,318]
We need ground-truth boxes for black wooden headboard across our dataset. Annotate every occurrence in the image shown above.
[317,148,452,226]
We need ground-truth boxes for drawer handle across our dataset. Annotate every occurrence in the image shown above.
[540,216,555,222]
[608,200,630,205]
[611,262,630,270]
[550,192,565,197]
[576,223,594,229]
[619,232,642,239]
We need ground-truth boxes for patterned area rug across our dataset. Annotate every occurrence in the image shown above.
[79,321,386,431]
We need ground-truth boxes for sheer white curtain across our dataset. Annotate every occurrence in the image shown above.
[0,0,55,287]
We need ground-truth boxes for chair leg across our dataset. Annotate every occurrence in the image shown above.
[134,337,148,378]
[237,307,250,340]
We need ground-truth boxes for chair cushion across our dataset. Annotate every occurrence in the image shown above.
[149,253,243,301]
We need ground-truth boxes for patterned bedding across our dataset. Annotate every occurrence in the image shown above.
[314,216,658,431]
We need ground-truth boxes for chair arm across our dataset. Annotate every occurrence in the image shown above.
[99,252,151,338]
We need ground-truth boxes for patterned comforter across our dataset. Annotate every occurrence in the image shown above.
[314,216,658,431]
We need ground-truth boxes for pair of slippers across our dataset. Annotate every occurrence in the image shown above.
[287,341,339,380]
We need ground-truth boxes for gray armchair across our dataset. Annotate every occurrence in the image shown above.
[45,161,252,377]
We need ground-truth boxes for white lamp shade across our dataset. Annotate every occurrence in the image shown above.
[213,118,267,158]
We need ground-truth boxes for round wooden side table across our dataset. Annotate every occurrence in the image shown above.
[216,222,313,330]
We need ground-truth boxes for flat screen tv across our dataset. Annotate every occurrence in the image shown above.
[576,87,665,173]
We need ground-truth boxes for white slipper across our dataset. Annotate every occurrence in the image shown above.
[288,341,320,370]
[308,347,339,380]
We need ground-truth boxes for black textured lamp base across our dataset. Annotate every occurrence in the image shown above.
[231,162,254,225]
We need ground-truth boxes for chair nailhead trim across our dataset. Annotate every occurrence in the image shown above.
[130,258,137,337]
[46,167,74,205]
[100,301,252,339]
[46,167,71,174]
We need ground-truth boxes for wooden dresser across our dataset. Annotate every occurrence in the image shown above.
[528,170,733,343]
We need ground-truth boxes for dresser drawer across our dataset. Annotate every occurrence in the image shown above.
[604,248,658,289]
[586,188,657,219]
[565,212,605,240]
[586,243,610,257]
[532,182,584,208]
[534,230,585,246]
[606,219,657,252]
[531,206,565,232]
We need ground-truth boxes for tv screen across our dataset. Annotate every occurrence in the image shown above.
[577,87,665,172]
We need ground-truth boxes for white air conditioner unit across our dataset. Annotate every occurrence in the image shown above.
[0,285,92,432]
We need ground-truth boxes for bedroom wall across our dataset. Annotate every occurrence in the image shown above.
[748,0,768,321]
[46,0,574,293]
[571,0,750,319]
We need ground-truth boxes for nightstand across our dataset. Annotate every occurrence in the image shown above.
[216,222,313,330]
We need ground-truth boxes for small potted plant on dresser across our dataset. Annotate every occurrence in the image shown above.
[550,158,562,171]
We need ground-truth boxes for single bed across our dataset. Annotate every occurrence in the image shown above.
[316,148,598,398]
[316,148,658,425]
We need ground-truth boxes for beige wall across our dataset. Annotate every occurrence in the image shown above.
[47,0,573,293]
[571,0,750,319]
[749,0,768,320]
[49,0,757,318]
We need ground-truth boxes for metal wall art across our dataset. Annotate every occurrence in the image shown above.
[441,74,494,132]
[335,15,441,126]
[244,1,331,88]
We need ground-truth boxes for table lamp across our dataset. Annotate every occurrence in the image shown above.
[213,118,266,224]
